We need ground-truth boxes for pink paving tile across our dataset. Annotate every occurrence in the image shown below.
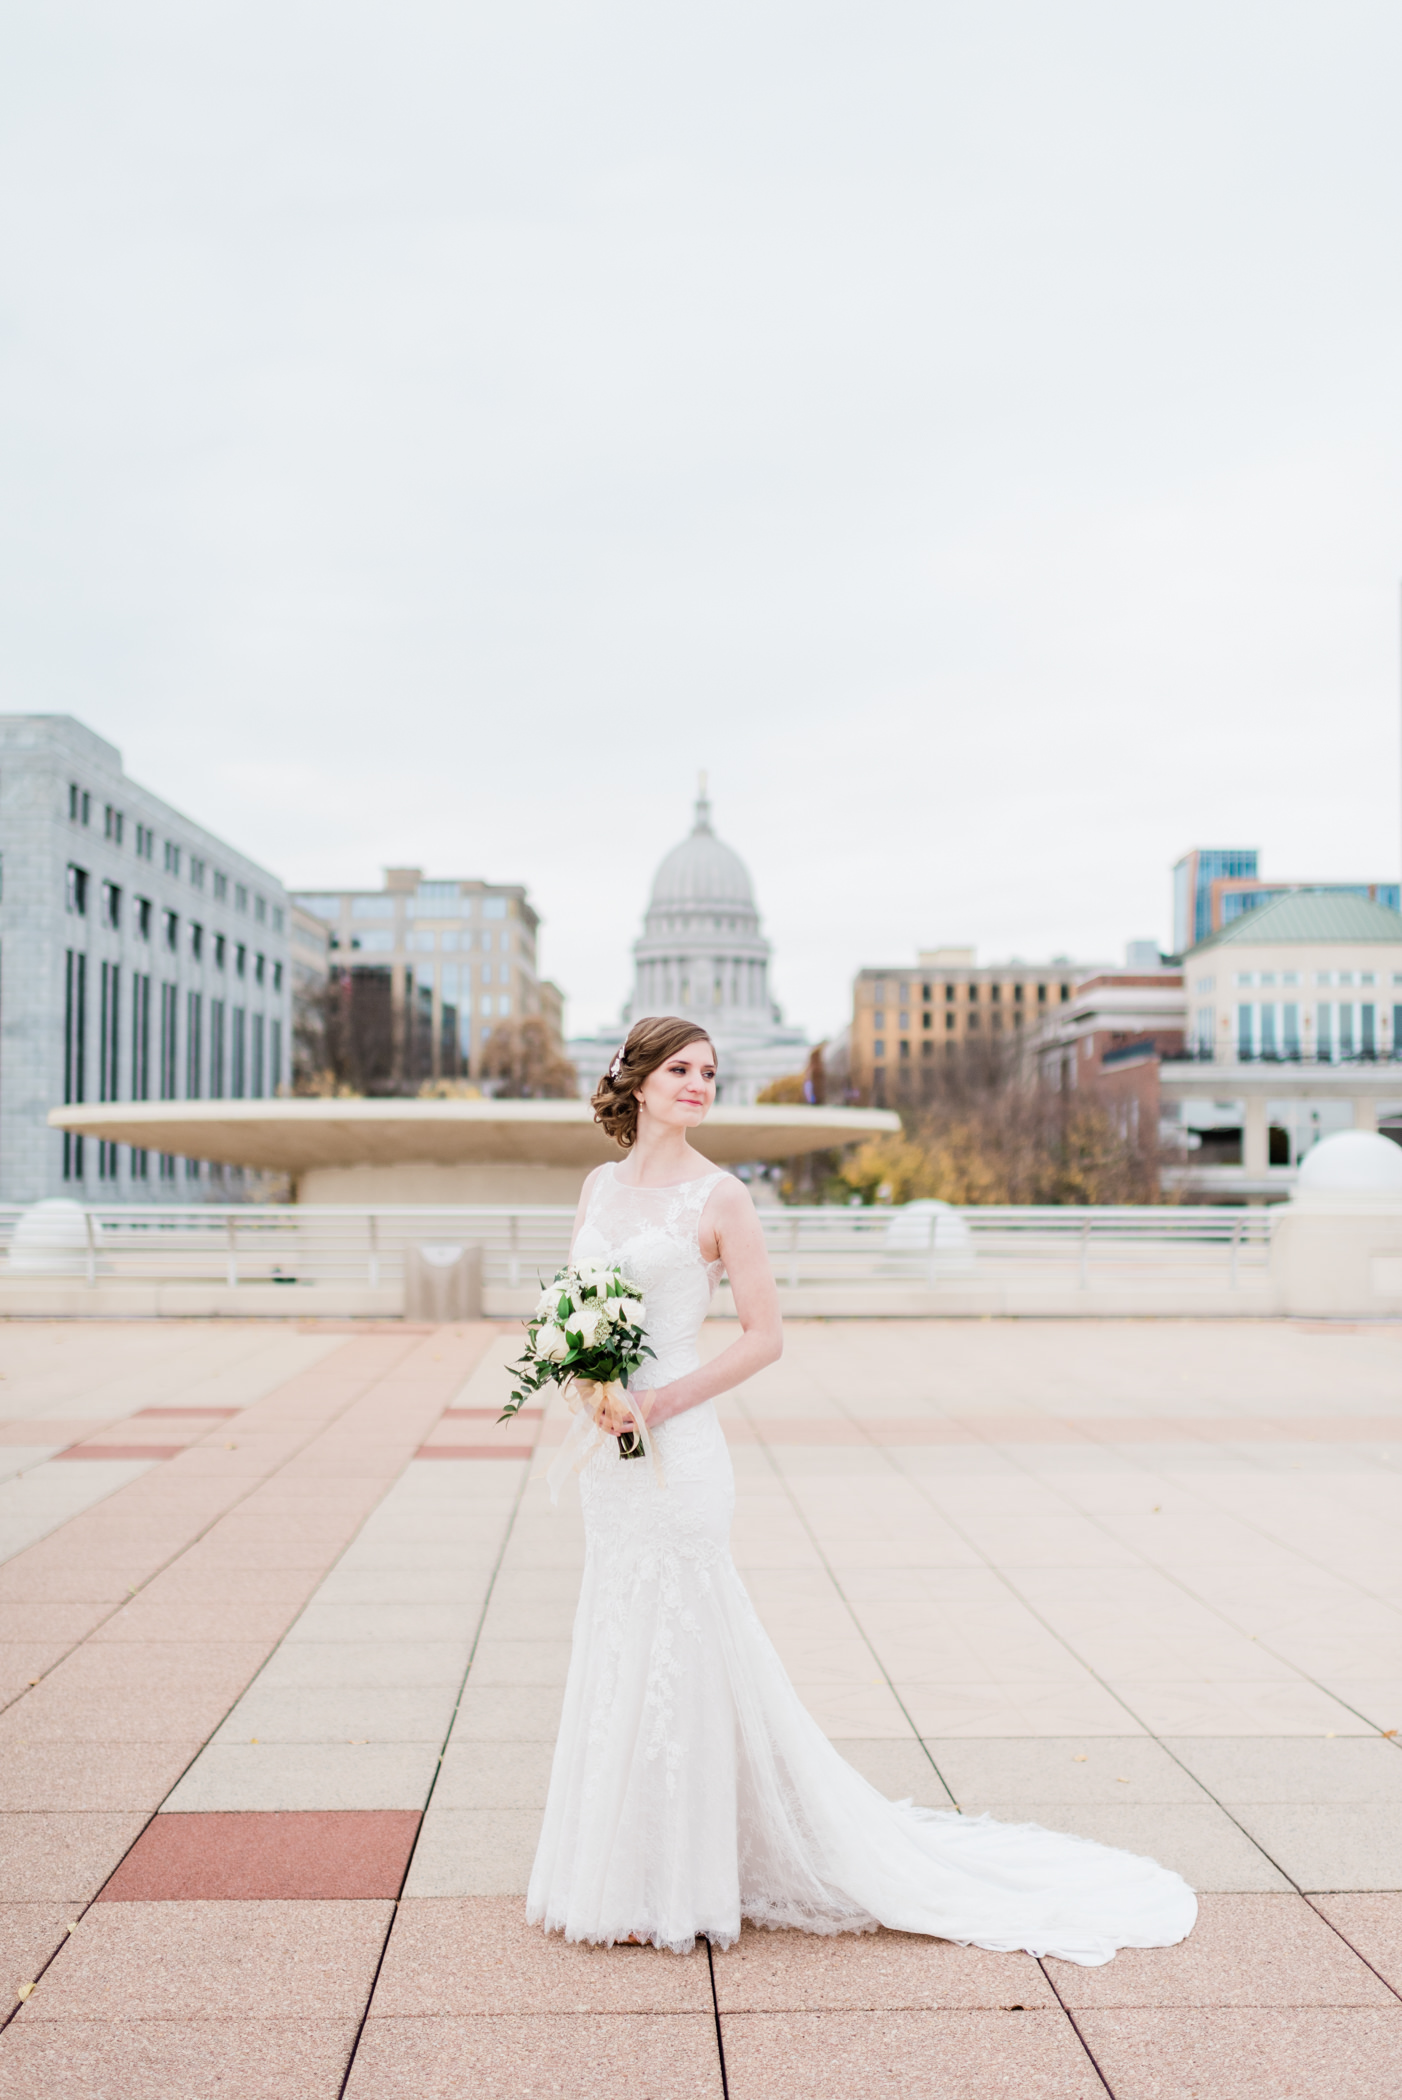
[98,1809,421,1901]
[443,1407,543,1422]
[1313,1894,1402,1995]
[0,1603,104,1646]
[0,2017,358,2099]
[20,1898,392,2020]
[720,2009,1103,2099]
[0,1644,76,1702]
[52,1445,183,1462]
[87,1599,301,1645]
[133,1407,240,1419]
[416,1445,535,1460]
[1076,2006,1402,2099]
[0,1905,78,2010]
[344,2013,723,2099]
[1049,1893,1393,2007]
[368,1897,712,2015]
[0,1421,101,1446]
[0,1743,201,1813]
[0,1812,149,1900]
[712,1924,1055,2010]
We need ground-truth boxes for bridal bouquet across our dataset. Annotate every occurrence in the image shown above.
[500,1260,655,1461]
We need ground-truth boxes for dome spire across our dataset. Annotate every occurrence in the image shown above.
[693,770,712,835]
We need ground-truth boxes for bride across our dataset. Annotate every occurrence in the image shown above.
[527,1015,1196,1965]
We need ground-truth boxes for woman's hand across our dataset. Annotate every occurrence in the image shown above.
[606,1385,660,1437]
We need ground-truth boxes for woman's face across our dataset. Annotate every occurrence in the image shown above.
[635,1040,718,1131]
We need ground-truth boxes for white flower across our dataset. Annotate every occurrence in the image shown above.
[536,1283,563,1318]
[592,1296,621,1325]
[574,1259,608,1285]
[571,1305,603,1347]
[617,1298,644,1328]
[535,1323,568,1363]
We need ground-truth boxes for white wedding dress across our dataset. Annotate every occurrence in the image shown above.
[527,1164,1197,1965]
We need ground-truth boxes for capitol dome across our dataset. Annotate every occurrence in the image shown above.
[649,800,755,911]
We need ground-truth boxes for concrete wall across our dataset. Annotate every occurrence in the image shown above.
[295,1160,594,1206]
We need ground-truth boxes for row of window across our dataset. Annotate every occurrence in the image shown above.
[873,1005,1028,1033]
[61,953,281,1181]
[868,979,1070,1006]
[68,784,283,929]
[65,868,284,988]
[297,891,511,923]
[1223,969,1402,990]
[1194,1001,1402,1058]
[333,928,519,955]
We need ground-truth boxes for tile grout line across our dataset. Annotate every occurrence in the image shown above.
[0,1341,414,1718]
[0,1334,469,2037]
[336,1439,538,2100]
[703,1937,732,2100]
[737,1391,961,1807]
[1036,1958,1118,2098]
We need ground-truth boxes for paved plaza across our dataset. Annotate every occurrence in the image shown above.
[0,1314,1401,2096]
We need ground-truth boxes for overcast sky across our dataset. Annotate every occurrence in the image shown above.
[3,2,1401,1039]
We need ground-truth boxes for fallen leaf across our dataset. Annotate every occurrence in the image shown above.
[1116,1777,1129,1784]
[16,1983,33,2001]
[26,1678,39,1686]
[1151,1505,1161,1513]
[1325,1731,1337,1739]
[224,1442,237,1450]
[1072,1754,1087,1762]
[1383,1729,1398,1739]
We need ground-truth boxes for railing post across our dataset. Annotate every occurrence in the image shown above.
[509,1213,520,1288]
[1230,1212,1242,1291]
[927,1209,938,1286]
[84,1208,97,1288]
[788,1214,800,1289]
[226,1214,238,1289]
[1078,1215,1091,1289]
[368,1213,380,1289]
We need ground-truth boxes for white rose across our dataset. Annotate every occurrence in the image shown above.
[535,1323,568,1363]
[592,1296,621,1324]
[572,1305,604,1346]
[617,1298,644,1327]
[537,1284,563,1318]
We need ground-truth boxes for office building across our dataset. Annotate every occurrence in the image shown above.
[292,868,560,1089]
[0,715,291,1203]
[1171,846,1398,951]
[850,949,1096,1104]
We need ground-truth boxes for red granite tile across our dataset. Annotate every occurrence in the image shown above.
[0,1905,77,2011]
[713,1923,1054,2010]
[1077,2007,1402,2098]
[1051,1892,1391,2008]
[1313,1894,1402,1995]
[0,1812,149,1900]
[0,2017,357,2098]
[722,2009,1102,2099]
[344,2013,723,2098]
[134,1408,239,1419]
[369,1897,711,2015]
[98,1809,421,1901]
[21,1898,391,2019]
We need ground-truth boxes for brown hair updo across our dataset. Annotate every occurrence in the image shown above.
[591,1016,717,1150]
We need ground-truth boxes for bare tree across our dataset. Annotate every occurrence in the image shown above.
[477,1016,578,1099]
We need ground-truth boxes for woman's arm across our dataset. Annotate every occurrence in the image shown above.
[616,1178,782,1432]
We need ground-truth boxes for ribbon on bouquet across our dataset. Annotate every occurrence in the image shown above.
[544,1376,667,1504]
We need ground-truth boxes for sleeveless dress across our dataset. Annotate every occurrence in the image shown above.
[526,1162,1197,1965]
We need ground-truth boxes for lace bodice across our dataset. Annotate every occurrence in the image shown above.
[571,1162,725,1388]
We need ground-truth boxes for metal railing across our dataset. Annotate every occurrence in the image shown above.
[0,1201,1275,1295]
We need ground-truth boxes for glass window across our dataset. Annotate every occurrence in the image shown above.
[1339,1004,1355,1055]
[417,881,462,911]
[873,1039,885,1058]
[945,984,954,1001]
[136,897,151,940]
[498,994,511,1015]
[164,841,180,875]
[1237,1003,1254,1057]
[873,1010,885,1028]
[1362,1004,1376,1054]
[254,896,266,924]
[967,983,978,1001]
[945,1011,955,1030]
[163,910,178,951]
[1037,984,1047,1002]
[236,943,247,977]
[1316,1002,1333,1058]
[190,857,205,889]
[351,895,394,919]
[214,933,225,969]
[255,953,265,985]
[273,961,282,992]
[1362,972,1376,987]
[990,982,1001,1002]
[873,981,886,1002]
[898,983,909,1001]
[922,983,932,1001]
[1196,975,1215,993]
[898,1011,909,1029]
[1259,1003,1277,1055]
[441,930,459,951]
[1013,983,1024,1002]
[295,895,340,919]
[415,931,436,952]
[65,864,88,915]
[101,880,120,929]
[212,870,227,900]
[482,897,507,919]
[1194,1006,1214,1053]
[1282,1002,1300,1054]
[357,930,394,953]
[190,922,203,960]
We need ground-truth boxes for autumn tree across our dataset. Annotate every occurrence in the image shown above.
[477,1016,578,1099]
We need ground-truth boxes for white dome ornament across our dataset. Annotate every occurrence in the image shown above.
[1270,1129,1402,1315]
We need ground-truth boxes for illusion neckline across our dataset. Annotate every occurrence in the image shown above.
[609,1161,722,1193]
